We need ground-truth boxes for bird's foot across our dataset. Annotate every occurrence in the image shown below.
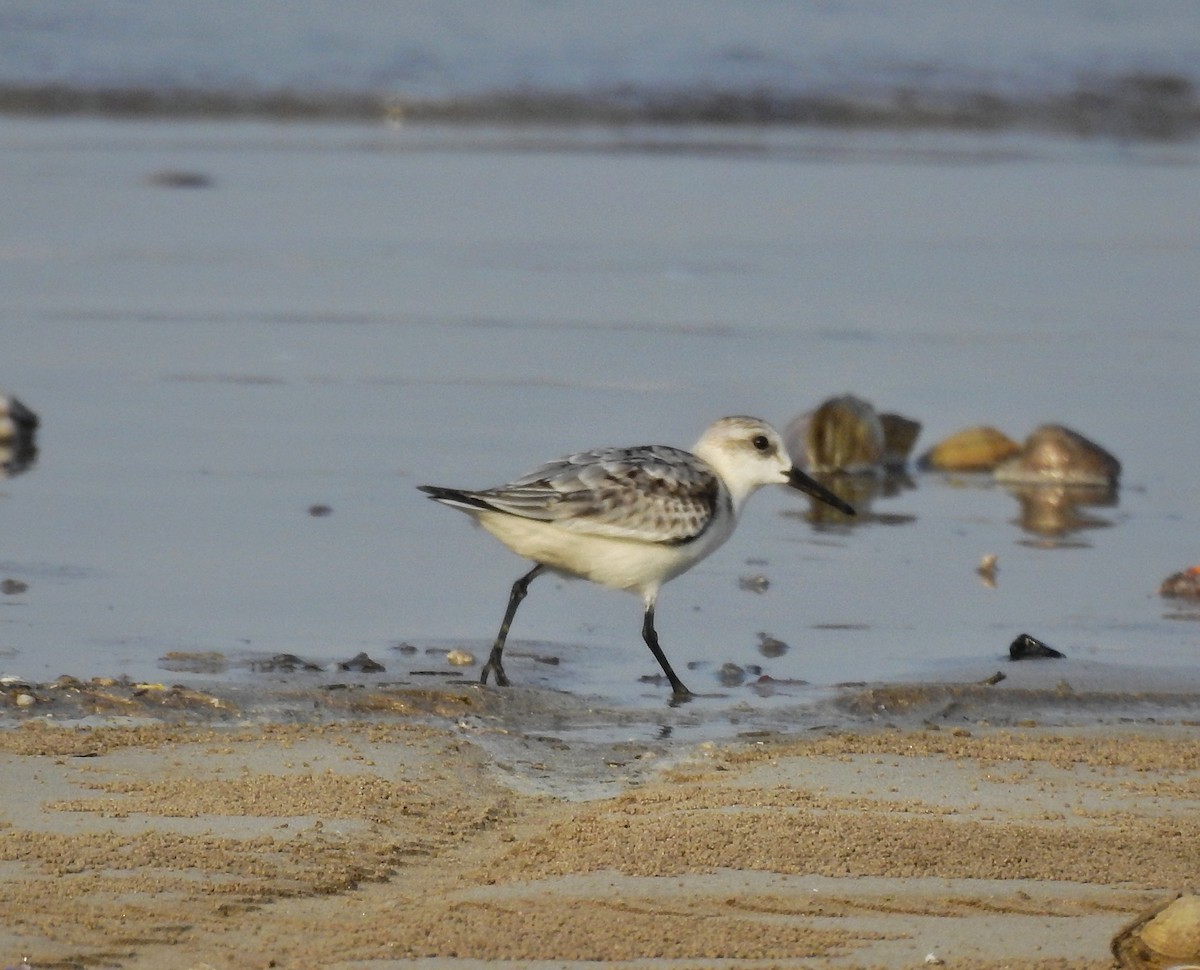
[480,661,510,687]
[669,682,695,705]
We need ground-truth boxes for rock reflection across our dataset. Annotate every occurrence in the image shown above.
[786,470,916,527]
[1003,481,1118,542]
[780,454,1120,541]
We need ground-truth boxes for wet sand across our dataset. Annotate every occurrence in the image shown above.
[2,681,1197,969]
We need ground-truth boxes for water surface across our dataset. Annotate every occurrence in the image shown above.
[1,119,1199,719]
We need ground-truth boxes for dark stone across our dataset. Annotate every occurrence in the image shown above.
[1008,633,1065,661]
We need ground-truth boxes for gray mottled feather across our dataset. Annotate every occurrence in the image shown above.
[458,445,721,544]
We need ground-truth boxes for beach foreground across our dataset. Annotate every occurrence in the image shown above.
[1,684,1196,969]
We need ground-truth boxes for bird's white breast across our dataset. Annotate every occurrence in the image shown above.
[475,500,735,599]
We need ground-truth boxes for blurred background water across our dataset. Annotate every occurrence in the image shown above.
[2,1,1199,138]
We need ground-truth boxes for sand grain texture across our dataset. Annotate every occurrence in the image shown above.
[1,708,1197,969]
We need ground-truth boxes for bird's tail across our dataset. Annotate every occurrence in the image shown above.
[417,484,497,514]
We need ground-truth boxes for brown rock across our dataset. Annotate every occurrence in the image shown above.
[918,426,1020,472]
[1112,893,1200,969]
[878,413,922,468]
[995,424,1121,486]
[787,394,883,473]
[1160,566,1200,598]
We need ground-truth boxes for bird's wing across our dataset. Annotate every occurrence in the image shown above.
[469,445,722,544]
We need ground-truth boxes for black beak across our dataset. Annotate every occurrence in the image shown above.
[787,466,856,516]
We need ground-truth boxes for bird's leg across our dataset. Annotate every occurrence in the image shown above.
[641,603,692,698]
[482,564,546,686]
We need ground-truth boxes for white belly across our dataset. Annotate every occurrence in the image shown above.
[474,509,733,598]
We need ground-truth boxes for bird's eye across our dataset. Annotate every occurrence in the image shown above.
[752,434,771,452]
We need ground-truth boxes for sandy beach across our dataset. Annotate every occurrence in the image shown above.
[1,679,1197,969]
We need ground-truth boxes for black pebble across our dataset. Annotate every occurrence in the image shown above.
[1009,633,1065,661]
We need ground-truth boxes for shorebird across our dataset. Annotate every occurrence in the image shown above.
[419,416,855,697]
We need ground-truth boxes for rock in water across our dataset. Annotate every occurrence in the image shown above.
[1008,633,1065,660]
[918,425,1020,472]
[994,424,1120,486]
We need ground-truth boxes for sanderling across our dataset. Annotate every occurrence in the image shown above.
[419,415,855,697]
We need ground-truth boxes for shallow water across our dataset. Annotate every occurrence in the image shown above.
[1,119,1199,716]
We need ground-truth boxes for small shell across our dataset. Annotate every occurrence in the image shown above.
[717,662,746,686]
[977,553,998,587]
[757,632,789,658]
[1112,893,1200,969]
[918,425,1020,472]
[1160,565,1200,599]
[738,574,770,594]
